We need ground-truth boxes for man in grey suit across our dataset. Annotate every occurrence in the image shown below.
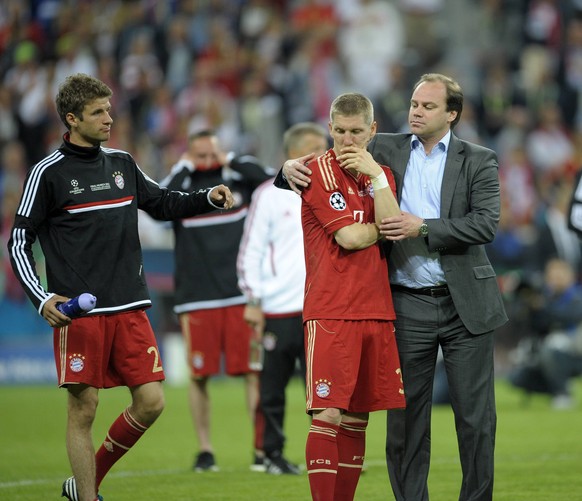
[278,73,508,501]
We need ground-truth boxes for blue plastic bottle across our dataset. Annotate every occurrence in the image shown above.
[57,293,97,318]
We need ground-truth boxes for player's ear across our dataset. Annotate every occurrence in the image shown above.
[370,121,377,139]
[66,112,78,129]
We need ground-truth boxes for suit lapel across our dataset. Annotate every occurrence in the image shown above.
[441,135,464,216]
[393,136,412,201]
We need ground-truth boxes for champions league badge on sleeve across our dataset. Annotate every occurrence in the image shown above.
[315,379,332,398]
[329,192,346,211]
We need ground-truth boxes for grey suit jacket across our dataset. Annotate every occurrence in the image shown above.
[368,133,508,335]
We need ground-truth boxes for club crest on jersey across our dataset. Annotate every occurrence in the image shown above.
[329,192,346,211]
[263,332,277,351]
[315,379,332,398]
[69,353,85,372]
[113,171,125,189]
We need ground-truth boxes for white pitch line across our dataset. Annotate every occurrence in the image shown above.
[2,454,580,490]
[0,468,184,490]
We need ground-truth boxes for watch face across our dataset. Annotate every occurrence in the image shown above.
[420,223,428,237]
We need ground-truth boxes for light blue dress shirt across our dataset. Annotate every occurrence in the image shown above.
[390,131,451,287]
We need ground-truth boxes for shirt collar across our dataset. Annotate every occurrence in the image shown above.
[410,130,451,152]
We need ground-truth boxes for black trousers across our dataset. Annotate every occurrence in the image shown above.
[386,291,496,501]
[260,315,306,456]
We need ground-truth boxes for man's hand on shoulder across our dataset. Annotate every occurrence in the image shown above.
[283,153,314,195]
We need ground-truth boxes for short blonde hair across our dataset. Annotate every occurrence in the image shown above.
[329,93,374,126]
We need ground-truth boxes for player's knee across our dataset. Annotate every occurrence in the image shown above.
[134,398,164,426]
[144,391,165,422]
[67,387,99,426]
[131,383,165,425]
[313,407,342,425]
[148,396,165,422]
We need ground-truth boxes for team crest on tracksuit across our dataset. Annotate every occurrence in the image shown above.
[263,332,277,351]
[113,171,125,189]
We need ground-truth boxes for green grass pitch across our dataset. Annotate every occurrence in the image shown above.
[1,378,581,500]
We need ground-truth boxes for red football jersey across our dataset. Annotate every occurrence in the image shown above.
[301,148,397,322]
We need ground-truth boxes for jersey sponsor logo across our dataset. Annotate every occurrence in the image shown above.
[315,378,331,398]
[113,171,125,189]
[353,210,364,223]
[69,179,85,195]
[69,353,85,372]
[329,192,346,211]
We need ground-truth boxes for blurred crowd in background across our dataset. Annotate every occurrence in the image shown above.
[2,0,582,379]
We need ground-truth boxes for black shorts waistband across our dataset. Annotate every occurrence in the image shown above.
[391,284,450,298]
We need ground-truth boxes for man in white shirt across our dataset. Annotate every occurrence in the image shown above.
[237,122,328,474]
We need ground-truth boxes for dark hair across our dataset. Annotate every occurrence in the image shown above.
[329,93,374,126]
[55,73,113,130]
[413,73,464,129]
[283,122,327,156]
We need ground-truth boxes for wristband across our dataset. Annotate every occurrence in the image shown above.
[371,172,389,190]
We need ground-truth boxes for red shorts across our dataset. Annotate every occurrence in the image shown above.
[53,310,165,388]
[305,319,405,413]
[180,305,254,377]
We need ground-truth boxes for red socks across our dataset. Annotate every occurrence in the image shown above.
[306,419,339,501]
[305,419,367,501]
[335,421,367,501]
[95,408,148,488]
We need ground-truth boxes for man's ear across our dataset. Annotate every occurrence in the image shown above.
[66,112,78,129]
